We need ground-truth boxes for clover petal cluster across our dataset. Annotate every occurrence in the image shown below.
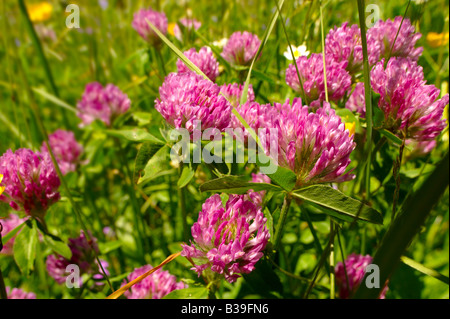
[0,149,60,217]
[181,194,269,283]
[177,46,220,82]
[155,72,232,134]
[132,7,168,45]
[371,57,448,141]
[41,129,84,175]
[46,231,109,286]
[122,264,186,299]
[335,253,389,299]
[221,31,261,66]
[77,82,131,127]
[285,53,351,103]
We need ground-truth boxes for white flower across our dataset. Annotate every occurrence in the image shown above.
[283,44,310,60]
[212,38,228,49]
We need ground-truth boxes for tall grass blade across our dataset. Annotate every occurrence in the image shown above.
[357,0,374,200]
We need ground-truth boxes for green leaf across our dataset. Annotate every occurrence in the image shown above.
[98,241,122,254]
[378,128,402,146]
[134,142,167,184]
[105,129,164,144]
[145,20,209,81]
[256,154,297,191]
[264,207,275,239]
[400,256,449,285]
[242,258,283,298]
[131,112,152,127]
[137,145,170,185]
[199,175,282,194]
[1,220,26,246]
[43,233,72,260]
[13,220,38,276]
[336,108,358,124]
[292,185,383,224]
[163,287,209,299]
[177,165,195,188]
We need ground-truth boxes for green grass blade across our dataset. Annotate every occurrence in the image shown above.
[239,0,285,106]
[32,87,77,114]
[401,256,449,285]
[145,20,209,80]
[357,0,374,201]
[273,0,308,104]
[319,0,329,103]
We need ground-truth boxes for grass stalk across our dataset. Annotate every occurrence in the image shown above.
[17,0,70,128]
[273,194,292,252]
[357,0,374,201]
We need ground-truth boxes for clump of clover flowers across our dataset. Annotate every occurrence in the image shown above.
[5,287,36,299]
[0,148,60,221]
[181,194,270,283]
[121,264,186,299]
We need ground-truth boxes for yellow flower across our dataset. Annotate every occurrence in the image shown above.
[27,1,53,23]
[345,122,356,137]
[426,32,449,48]
[0,174,5,196]
[168,22,177,36]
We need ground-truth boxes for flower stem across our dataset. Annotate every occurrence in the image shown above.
[178,164,189,243]
[17,0,70,128]
[0,268,7,299]
[273,193,292,251]
[329,220,335,299]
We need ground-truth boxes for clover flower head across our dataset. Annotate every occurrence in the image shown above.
[371,57,448,141]
[264,99,356,188]
[181,194,269,283]
[155,72,232,134]
[221,31,261,66]
[77,82,131,127]
[177,46,219,82]
[368,16,423,60]
[122,264,186,299]
[335,253,389,299]
[173,18,201,41]
[0,149,60,217]
[325,22,381,73]
[41,130,83,175]
[46,231,109,286]
[132,7,168,45]
[285,53,351,102]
